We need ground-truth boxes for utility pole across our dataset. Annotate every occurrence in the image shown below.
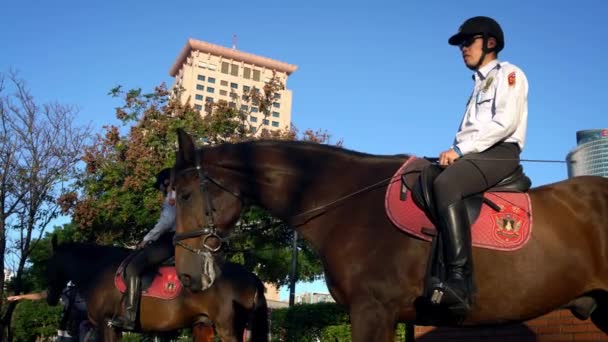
[288,229,298,306]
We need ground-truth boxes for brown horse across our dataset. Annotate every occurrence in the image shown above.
[171,128,608,341]
[46,236,268,341]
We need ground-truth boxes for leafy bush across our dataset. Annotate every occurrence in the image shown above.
[12,300,62,341]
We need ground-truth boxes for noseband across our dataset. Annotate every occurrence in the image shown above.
[173,153,242,256]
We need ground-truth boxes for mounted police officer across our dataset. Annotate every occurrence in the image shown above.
[430,16,529,313]
[110,168,177,330]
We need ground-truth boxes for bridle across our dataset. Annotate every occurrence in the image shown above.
[172,152,243,256]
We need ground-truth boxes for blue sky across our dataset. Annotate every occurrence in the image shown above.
[3,1,607,300]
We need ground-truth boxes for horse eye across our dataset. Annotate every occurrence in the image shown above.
[180,192,192,201]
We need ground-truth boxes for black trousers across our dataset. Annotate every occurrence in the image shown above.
[126,232,174,278]
[433,142,520,212]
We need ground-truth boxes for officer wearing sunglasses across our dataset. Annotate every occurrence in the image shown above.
[427,16,529,314]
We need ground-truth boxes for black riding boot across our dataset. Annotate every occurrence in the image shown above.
[110,273,140,330]
[430,200,473,314]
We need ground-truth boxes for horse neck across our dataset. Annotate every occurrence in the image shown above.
[57,245,126,296]
[210,142,404,240]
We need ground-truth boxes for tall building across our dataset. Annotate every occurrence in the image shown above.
[566,129,608,177]
[169,38,298,133]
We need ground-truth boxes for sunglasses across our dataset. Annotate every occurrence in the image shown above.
[459,35,484,48]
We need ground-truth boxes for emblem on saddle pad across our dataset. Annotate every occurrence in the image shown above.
[164,281,177,293]
[492,205,525,242]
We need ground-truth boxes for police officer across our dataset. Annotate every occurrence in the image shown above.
[110,168,176,330]
[430,16,528,312]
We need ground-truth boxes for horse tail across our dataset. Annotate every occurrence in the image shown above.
[249,275,269,342]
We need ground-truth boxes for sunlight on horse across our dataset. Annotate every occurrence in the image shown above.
[172,128,608,342]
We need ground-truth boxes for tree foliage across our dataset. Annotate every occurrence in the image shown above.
[67,77,341,285]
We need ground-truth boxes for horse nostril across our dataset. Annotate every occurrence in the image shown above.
[179,274,192,288]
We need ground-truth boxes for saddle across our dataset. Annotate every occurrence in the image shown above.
[114,256,182,300]
[402,158,531,227]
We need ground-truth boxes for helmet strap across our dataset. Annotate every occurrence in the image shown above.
[473,33,491,70]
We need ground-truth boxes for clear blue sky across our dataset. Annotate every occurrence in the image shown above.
[3,0,607,299]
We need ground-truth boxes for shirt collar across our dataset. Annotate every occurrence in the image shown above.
[473,59,500,81]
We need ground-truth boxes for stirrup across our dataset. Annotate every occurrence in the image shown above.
[108,316,136,331]
[430,282,471,311]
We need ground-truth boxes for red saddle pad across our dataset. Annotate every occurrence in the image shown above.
[115,266,182,300]
[385,158,533,251]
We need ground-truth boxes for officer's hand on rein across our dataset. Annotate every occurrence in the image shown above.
[438,149,460,167]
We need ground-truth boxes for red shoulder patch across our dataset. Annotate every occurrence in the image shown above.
[508,72,516,86]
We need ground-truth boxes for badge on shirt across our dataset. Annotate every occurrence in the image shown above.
[508,72,516,86]
[482,77,494,92]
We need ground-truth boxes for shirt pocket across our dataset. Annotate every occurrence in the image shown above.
[475,92,494,121]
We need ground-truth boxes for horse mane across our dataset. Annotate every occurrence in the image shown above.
[206,140,411,165]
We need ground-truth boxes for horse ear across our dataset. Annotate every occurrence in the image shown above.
[51,234,58,251]
[176,128,196,169]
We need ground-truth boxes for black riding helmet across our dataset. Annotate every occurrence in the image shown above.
[449,16,504,69]
[153,168,172,191]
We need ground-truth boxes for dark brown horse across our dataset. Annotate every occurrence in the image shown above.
[171,128,608,341]
[46,236,268,341]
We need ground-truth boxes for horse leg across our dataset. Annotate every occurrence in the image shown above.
[591,296,608,335]
[192,323,215,342]
[350,300,397,342]
[99,324,121,342]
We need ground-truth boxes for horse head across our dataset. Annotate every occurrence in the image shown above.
[173,128,242,291]
[45,235,70,306]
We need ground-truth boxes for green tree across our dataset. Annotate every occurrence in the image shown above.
[65,79,340,285]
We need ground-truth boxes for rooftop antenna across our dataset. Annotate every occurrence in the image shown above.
[232,34,237,50]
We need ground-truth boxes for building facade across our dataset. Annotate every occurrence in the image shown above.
[169,39,298,133]
[295,292,335,304]
[566,129,608,177]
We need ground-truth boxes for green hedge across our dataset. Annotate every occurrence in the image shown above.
[11,300,63,341]
[270,302,408,341]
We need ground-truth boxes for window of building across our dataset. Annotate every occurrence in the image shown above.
[273,102,280,108]
[263,119,269,125]
[208,77,216,84]
[272,111,280,118]
[230,92,238,99]
[251,107,259,113]
[229,102,236,109]
[241,105,249,111]
[197,75,205,81]
[195,94,203,101]
[230,64,239,76]
[272,121,279,127]
[274,93,281,99]
[221,62,229,74]
[244,67,251,79]
[196,84,204,91]
[207,87,215,94]
[243,85,251,93]
[208,63,217,71]
[253,69,261,82]
[220,80,228,86]
[252,98,260,106]
[230,82,238,89]
[219,90,227,96]
[206,97,214,103]
[250,116,258,123]
[194,104,203,110]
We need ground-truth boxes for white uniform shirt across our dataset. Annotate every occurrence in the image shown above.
[142,190,176,243]
[453,59,528,155]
